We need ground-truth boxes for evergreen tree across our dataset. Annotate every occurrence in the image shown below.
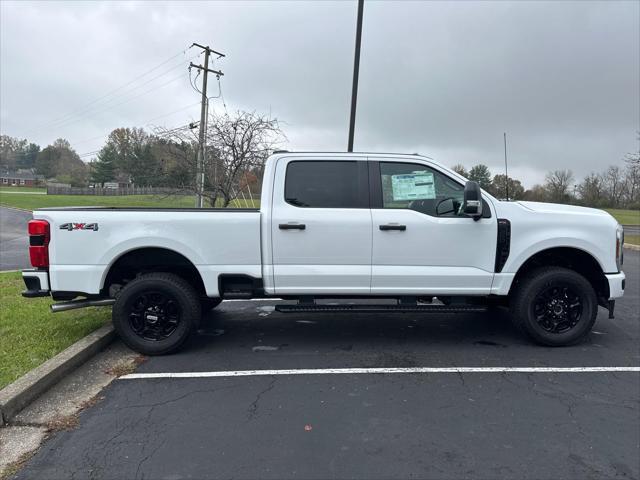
[451,164,468,177]
[468,164,492,190]
[91,145,117,187]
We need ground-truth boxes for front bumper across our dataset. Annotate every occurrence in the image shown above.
[605,271,625,299]
[21,269,50,298]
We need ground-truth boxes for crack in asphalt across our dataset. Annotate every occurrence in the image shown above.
[135,438,166,480]
[247,376,277,421]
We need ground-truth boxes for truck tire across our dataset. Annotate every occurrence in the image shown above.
[112,272,201,355]
[201,297,222,311]
[510,267,598,346]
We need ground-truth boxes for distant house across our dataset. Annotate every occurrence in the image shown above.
[0,171,43,187]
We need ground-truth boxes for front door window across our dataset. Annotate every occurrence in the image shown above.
[379,162,465,217]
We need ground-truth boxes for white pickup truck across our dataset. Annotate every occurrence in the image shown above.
[22,152,625,354]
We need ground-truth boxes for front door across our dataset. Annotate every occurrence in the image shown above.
[370,159,497,295]
[270,158,372,295]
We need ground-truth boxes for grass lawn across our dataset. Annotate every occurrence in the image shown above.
[0,186,46,194]
[0,272,111,389]
[605,208,640,225]
[0,192,260,211]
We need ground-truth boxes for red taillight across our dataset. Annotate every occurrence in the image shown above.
[28,220,50,268]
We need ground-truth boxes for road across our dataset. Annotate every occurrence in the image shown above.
[625,224,640,236]
[0,206,31,271]
[13,250,640,479]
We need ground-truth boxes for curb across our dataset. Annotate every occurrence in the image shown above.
[0,204,33,213]
[0,324,115,425]
[623,243,640,251]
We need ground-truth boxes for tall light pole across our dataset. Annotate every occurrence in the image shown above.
[347,0,364,152]
[503,132,509,201]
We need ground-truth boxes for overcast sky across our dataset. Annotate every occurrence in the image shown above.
[1,0,638,186]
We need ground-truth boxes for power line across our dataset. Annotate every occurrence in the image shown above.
[189,67,203,95]
[24,54,199,137]
[23,48,196,135]
[8,102,201,156]
[27,71,189,137]
[143,102,201,126]
[73,102,201,146]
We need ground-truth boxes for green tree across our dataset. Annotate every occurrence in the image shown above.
[35,138,86,182]
[0,136,41,170]
[468,164,492,190]
[17,143,41,169]
[490,174,525,200]
[90,145,117,187]
[451,164,468,177]
[105,127,149,175]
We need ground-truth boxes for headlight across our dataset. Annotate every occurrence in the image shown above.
[616,225,624,270]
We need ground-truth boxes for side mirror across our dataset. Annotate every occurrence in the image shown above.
[463,181,483,220]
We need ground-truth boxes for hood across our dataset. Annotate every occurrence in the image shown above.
[516,201,612,218]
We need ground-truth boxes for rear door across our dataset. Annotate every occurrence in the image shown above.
[370,159,497,295]
[270,158,372,295]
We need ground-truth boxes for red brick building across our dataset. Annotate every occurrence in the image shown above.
[0,171,42,187]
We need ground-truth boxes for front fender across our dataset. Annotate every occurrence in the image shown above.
[504,237,607,274]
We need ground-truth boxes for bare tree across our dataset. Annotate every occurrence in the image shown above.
[577,172,603,207]
[153,111,284,206]
[544,169,574,203]
[523,184,549,202]
[600,165,625,207]
[205,111,285,206]
[623,138,640,207]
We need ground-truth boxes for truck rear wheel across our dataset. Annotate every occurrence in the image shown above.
[510,267,598,346]
[112,272,201,355]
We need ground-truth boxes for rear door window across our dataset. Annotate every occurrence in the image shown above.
[285,161,368,208]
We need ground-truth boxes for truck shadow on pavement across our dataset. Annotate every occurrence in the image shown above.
[143,303,625,372]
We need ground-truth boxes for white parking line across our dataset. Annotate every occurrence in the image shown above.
[120,366,640,380]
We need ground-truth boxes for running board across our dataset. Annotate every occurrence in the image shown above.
[275,304,487,313]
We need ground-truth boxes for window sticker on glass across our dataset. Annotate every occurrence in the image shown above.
[391,172,435,201]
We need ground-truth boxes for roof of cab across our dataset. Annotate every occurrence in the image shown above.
[269,151,433,160]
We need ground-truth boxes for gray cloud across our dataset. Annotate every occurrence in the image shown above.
[1,0,638,186]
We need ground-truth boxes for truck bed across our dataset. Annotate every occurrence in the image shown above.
[33,207,262,296]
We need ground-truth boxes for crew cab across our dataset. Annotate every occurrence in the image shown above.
[21,152,626,354]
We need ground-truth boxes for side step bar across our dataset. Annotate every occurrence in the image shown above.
[275,304,487,313]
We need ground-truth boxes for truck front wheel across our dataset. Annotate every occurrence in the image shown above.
[510,267,598,346]
[201,297,222,311]
[112,272,201,355]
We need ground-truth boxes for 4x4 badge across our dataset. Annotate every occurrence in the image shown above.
[60,223,99,231]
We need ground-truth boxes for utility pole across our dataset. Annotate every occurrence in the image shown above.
[347,0,364,152]
[190,42,225,208]
[503,132,509,201]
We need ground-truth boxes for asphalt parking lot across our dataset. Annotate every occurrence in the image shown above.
[12,251,640,479]
[0,207,30,271]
